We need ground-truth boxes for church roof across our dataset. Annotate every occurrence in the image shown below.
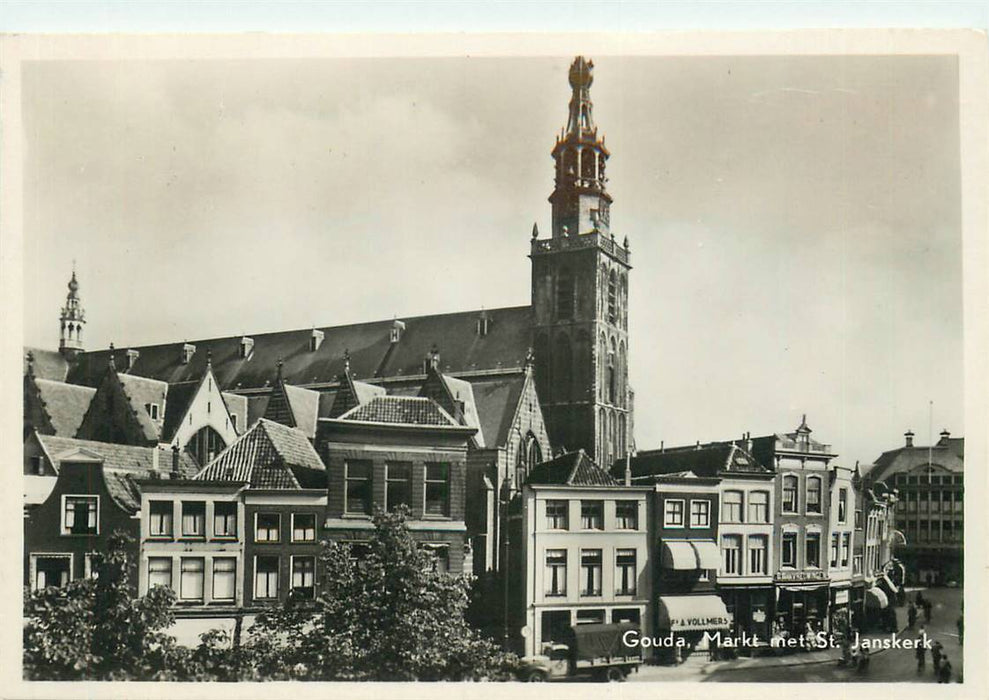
[32,379,95,437]
[160,380,199,443]
[25,347,70,382]
[469,373,528,448]
[195,419,326,489]
[117,373,168,441]
[64,305,534,390]
[527,449,619,487]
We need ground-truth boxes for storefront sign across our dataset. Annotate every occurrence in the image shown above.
[834,590,849,605]
[775,570,828,583]
[669,616,731,631]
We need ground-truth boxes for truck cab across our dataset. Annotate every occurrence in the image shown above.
[518,622,642,682]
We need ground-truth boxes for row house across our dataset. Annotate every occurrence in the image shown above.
[517,450,651,657]
[827,463,856,630]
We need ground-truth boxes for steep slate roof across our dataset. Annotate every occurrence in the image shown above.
[527,449,619,487]
[221,392,249,431]
[117,373,168,438]
[284,384,320,437]
[620,442,771,480]
[160,380,199,443]
[339,396,460,427]
[25,348,70,382]
[468,373,528,448]
[34,434,199,511]
[64,305,534,390]
[195,418,326,489]
[328,371,386,418]
[867,434,965,484]
[418,367,486,447]
[32,379,96,437]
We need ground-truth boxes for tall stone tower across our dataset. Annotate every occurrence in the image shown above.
[59,267,86,359]
[530,57,632,468]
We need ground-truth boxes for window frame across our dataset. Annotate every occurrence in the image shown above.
[781,531,798,568]
[748,535,768,575]
[806,476,823,514]
[748,490,770,523]
[721,534,742,575]
[385,461,413,513]
[722,490,743,523]
[838,488,848,523]
[148,500,174,538]
[345,460,374,516]
[61,494,99,536]
[615,549,637,596]
[580,500,604,530]
[805,532,821,569]
[615,500,639,530]
[663,498,685,528]
[253,555,280,601]
[782,475,798,513]
[689,499,711,528]
[291,512,317,543]
[424,462,451,518]
[212,501,238,539]
[147,556,173,592]
[179,557,205,602]
[579,548,603,597]
[545,500,569,530]
[290,555,316,599]
[211,557,237,602]
[31,553,73,591]
[180,501,206,539]
[544,549,567,597]
[254,512,281,543]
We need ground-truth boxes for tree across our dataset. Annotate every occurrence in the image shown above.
[243,507,519,681]
[23,531,194,680]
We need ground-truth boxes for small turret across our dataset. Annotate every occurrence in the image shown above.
[59,264,86,359]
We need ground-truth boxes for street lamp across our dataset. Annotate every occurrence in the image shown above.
[499,475,514,651]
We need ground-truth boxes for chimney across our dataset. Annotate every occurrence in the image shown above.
[390,319,406,344]
[624,452,631,487]
[939,429,951,441]
[152,446,159,473]
[746,432,753,454]
[239,336,254,359]
[660,440,664,454]
[171,445,181,479]
[125,348,140,371]
[904,430,915,448]
[181,343,196,364]
[695,440,701,451]
[310,328,324,352]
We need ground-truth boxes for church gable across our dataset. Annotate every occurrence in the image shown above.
[76,365,159,446]
[162,367,240,451]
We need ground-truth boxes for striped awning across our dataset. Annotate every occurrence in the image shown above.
[692,541,721,570]
[662,541,697,570]
[658,595,732,632]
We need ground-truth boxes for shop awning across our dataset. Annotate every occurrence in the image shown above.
[661,541,698,570]
[657,595,732,632]
[691,541,721,570]
[877,573,899,597]
[865,587,888,610]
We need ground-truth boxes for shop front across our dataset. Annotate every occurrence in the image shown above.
[719,585,774,651]
[828,585,852,638]
[656,594,733,664]
[773,574,830,639]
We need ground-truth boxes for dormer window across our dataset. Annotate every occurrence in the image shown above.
[390,320,406,344]
[145,403,160,420]
[181,343,196,364]
[239,336,254,359]
[476,313,490,337]
[310,329,324,352]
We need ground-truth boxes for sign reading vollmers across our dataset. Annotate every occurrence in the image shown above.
[668,616,731,631]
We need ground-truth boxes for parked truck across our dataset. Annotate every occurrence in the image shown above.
[518,622,642,682]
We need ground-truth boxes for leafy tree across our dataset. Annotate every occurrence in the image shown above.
[23,531,194,680]
[243,507,519,681]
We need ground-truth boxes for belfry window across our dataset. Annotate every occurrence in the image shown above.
[556,268,574,320]
[607,271,617,324]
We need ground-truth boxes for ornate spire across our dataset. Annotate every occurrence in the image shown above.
[59,264,86,358]
[565,56,596,139]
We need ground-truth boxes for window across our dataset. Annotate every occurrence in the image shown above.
[292,513,316,542]
[853,554,863,576]
[806,533,821,568]
[612,609,641,625]
[181,501,205,537]
[838,488,848,523]
[748,491,769,523]
[931,494,941,513]
[291,556,316,598]
[806,477,822,514]
[145,402,160,420]
[576,609,606,625]
[188,425,226,467]
[690,499,711,528]
[748,535,767,575]
[230,413,238,431]
[255,513,280,543]
[84,553,102,579]
[424,463,450,516]
[212,558,236,602]
[841,533,851,567]
[855,509,863,528]
[663,499,685,527]
[782,532,797,567]
[581,500,604,529]
[607,272,617,324]
[580,549,602,596]
[615,500,638,529]
[423,545,450,573]
[616,549,637,595]
[180,558,205,601]
[722,535,741,575]
[907,497,917,513]
[33,555,71,590]
[63,495,98,535]
[722,491,743,523]
[545,500,569,530]
[148,557,173,591]
[213,502,237,538]
[386,462,412,512]
[782,475,798,513]
[830,534,839,567]
[545,550,567,596]
[149,501,173,537]
[346,460,373,515]
[254,556,279,599]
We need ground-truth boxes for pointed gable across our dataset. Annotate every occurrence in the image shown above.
[419,366,485,447]
[328,369,385,418]
[195,419,326,489]
[76,364,161,446]
[262,370,321,439]
[25,376,96,438]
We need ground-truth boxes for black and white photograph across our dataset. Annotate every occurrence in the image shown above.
[2,27,986,695]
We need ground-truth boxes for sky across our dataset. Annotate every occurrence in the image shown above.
[21,54,963,468]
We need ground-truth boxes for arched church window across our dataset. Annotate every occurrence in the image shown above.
[554,333,572,402]
[581,147,595,180]
[516,432,544,488]
[606,348,616,405]
[607,271,617,324]
[187,425,226,467]
[618,340,626,408]
[556,267,574,320]
[575,330,591,399]
[563,148,578,178]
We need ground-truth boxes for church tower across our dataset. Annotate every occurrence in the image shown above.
[530,57,632,468]
[59,267,86,359]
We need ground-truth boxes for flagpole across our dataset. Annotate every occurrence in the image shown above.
[928,400,933,484]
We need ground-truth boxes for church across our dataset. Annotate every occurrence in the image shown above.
[23,56,634,580]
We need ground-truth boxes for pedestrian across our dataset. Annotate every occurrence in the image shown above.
[915,628,927,672]
[956,614,963,645]
[907,603,917,629]
[938,656,952,684]
[923,599,932,623]
[931,640,943,672]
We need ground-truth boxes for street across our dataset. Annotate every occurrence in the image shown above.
[628,587,964,683]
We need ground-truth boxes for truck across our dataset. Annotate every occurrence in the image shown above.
[518,622,642,682]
